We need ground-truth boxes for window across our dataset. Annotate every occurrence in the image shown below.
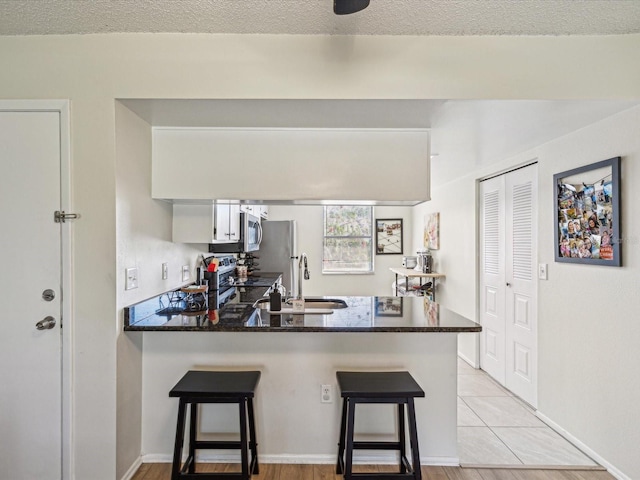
[322,206,374,274]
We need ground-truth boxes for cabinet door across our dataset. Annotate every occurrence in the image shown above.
[229,204,241,241]
[215,203,232,241]
[215,203,241,242]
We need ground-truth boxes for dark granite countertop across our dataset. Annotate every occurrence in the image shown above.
[233,272,282,288]
[124,293,480,333]
[234,272,283,304]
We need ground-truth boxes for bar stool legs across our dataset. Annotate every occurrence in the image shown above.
[335,371,425,480]
[169,370,261,480]
[171,397,259,480]
[247,398,260,475]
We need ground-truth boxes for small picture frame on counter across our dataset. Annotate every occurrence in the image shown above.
[374,296,403,317]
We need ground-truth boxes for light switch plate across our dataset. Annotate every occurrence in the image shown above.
[538,263,548,280]
[162,263,168,280]
[125,267,138,290]
[181,265,190,282]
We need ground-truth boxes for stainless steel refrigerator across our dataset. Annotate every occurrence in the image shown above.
[257,220,298,298]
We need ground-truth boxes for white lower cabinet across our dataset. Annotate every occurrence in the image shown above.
[172,203,240,243]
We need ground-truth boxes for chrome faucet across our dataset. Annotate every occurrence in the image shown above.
[298,253,309,300]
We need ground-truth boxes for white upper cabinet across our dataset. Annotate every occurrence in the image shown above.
[240,204,268,219]
[239,205,255,215]
[152,128,430,205]
[217,203,240,242]
[172,202,240,243]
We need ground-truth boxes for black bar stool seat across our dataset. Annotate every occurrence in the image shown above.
[336,371,425,480]
[169,370,261,480]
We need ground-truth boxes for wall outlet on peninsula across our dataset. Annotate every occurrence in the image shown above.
[321,384,333,403]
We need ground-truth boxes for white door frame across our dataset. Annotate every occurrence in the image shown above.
[0,100,73,479]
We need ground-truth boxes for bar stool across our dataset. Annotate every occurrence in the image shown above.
[335,371,425,480]
[169,370,261,480]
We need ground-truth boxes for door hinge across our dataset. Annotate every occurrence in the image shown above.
[54,210,80,223]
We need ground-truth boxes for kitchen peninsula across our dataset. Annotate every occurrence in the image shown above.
[127,293,480,466]
[125,294,479,333]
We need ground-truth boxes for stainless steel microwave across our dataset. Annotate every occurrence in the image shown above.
[243,212,262,252]
[208,212,262,254]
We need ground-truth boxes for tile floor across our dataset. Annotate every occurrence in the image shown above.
[457,357,598,467]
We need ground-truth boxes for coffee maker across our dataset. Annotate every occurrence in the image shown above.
[416,248,433,273]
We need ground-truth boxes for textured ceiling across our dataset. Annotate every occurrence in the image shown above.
[1,0,640,36]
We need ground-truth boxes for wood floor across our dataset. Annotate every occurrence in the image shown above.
[131,463,615,480]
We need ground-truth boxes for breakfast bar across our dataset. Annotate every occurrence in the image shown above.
[125,292,480,467]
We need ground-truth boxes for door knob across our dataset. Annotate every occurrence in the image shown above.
[506,282,511,287]
[36,316,56,330]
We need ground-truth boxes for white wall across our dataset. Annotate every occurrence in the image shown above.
[1,32,639,479]
[417,105,640,479]
[411,178,481,366]
[535,106,640,480]
[142,332,459,465]
[268,205,413,296]
[114,102,205,479]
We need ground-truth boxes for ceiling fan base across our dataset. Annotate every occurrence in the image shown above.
[334,0,370,15]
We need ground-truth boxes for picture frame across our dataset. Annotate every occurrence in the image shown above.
[424,212,440,250]
[554,157,621,266]
[375,296,403,317]
[375,218,403,255]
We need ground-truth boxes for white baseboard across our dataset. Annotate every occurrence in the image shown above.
[120,456,143,480]
[141,452,459,467]
[457,352,478,369]
[536,411,630,480]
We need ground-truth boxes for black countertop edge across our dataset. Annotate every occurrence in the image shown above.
[124,325,482,333]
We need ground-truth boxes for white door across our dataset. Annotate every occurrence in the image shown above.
[0,110,63,478]
[479,175,507,385]
[504,165,538,406]
[479,164,538,407]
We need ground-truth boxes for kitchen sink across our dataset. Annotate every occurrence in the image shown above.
[286,298,348,309]
[252,297,348,310]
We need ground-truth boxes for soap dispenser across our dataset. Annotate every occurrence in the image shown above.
[269,285,282,312]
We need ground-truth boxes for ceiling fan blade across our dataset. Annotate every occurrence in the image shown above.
[334,0,370,15]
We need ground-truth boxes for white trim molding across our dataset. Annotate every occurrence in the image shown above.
[536,411,630,480]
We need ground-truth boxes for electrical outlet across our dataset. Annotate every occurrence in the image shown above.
[162,263,168,280]
[182,265,190,282]
[321,384,333,403]
[125,267,138,290]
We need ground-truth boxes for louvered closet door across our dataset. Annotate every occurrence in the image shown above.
[479,176,507,386]
[480,164,537,408]
[505,165,537,406]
